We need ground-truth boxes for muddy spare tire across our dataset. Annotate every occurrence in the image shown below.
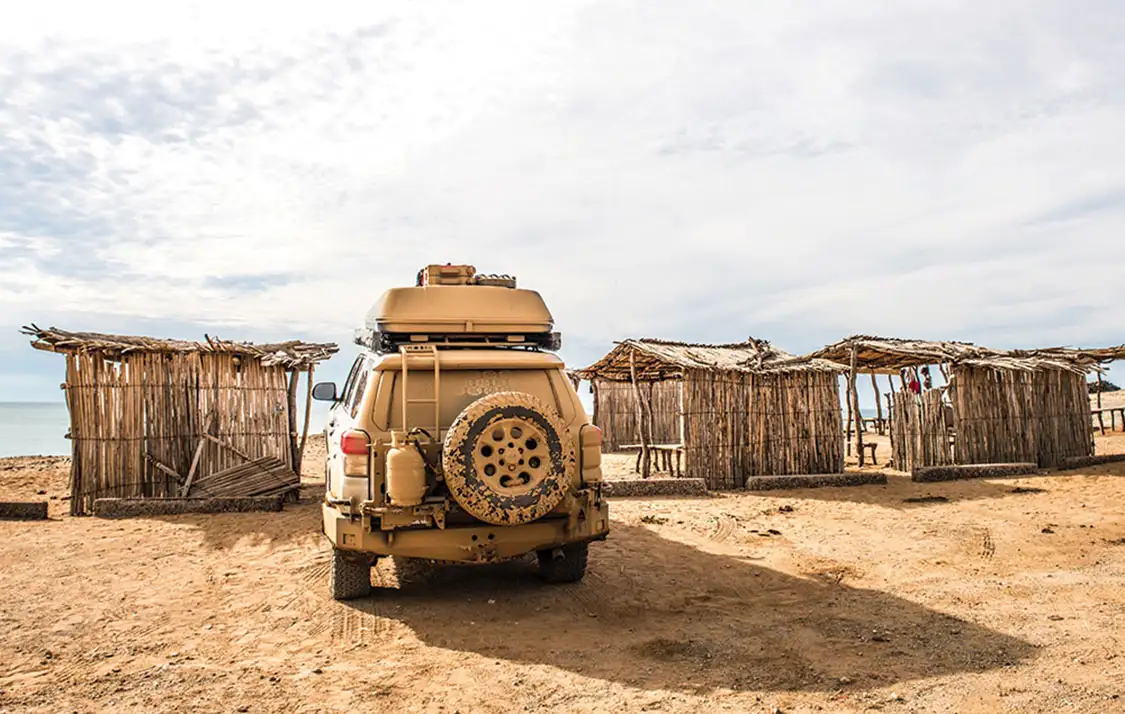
[442,392,574,526]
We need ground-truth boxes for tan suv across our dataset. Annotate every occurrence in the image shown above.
[312,265,608,599]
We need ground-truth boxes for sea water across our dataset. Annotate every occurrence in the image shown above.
[0,402,71,458]
[0,400,879,459]
[0,402,334,459]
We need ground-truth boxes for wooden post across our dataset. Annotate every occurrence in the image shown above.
[591,379,600,428]
[297,366,315,474]
[850,347,864,466]
[630,349,651,479]
[286,369,300,470]
[871,373,884,433]
[1097,372,1105,435]
[843,374,853,456]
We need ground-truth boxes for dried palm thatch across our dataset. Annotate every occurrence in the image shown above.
[574,338,844,382]
[813,335,1123,374]
[22,324,337,370]
[576,338,846,489]
[21,325,337,515]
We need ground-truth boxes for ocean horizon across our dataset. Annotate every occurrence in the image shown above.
[0,401,888,460]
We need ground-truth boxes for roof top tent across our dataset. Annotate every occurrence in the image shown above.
[354,264,562,353]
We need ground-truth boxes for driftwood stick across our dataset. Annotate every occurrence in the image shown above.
[630,349,651,479]
[1097,372,1105,435]
[850,347,864,466]
[181,413,215,496]
[203,432,255,462]
[286,370,300,470]
[871,372,884,432]
[180,439,207,496]
[297,366,315,472]
[145,454,184,484]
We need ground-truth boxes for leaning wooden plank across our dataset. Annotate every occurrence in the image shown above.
[745,472,889,491]
[602,478,708,498]
[1057,454,1125,470]
[912,463,1039,482]
[144,454,184,484]
[0,501,49,520]
[203,432,256,462]
[180,438,208,496]
[93,496,285,518]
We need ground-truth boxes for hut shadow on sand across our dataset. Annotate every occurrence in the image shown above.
[350,524,1033,694]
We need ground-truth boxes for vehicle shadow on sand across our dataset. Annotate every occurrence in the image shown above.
[350,522,1033,694]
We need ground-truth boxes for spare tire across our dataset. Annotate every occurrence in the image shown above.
[442,391,574,526]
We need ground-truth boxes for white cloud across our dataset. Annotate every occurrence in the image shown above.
[1,0,1124,400]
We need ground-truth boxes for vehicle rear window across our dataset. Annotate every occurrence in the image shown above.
[385,369,558,433]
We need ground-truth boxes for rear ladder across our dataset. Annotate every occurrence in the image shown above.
[399,344,442,438]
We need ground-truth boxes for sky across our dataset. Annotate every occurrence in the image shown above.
[1,0,1123,409]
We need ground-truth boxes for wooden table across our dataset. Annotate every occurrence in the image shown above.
[620,444,684,477]
[1092,407,1125,435]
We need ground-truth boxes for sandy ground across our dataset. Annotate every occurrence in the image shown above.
[2,434,1125,713]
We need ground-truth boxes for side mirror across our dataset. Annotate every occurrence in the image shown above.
[312,382,338,402]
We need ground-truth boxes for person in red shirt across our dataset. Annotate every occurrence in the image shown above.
[903,368,922,394]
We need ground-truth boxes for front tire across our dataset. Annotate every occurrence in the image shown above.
[537,542,588,584]
[329,549,372,600]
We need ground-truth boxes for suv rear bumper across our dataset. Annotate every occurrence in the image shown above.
[322,499,609,563]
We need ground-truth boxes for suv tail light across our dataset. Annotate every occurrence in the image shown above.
[341,429,370,455]
[580,424,602,475]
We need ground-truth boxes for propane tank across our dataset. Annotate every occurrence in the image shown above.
[385,431,427,506]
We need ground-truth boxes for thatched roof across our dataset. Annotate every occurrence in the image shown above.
[21,324,338,370]
[574,338,845,382]
[811,335,1123,375]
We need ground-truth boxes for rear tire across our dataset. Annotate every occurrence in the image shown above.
[329,549,372,600]
[537,542,588,584]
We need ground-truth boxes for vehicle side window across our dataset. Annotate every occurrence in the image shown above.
[350,368,370,419]
[339,356,365,406]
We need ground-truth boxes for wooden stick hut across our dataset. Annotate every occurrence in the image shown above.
[22,325,338,515]
[811,335,1124,471]
[574,338,846,489]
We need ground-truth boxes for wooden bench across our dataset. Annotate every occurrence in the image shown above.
[861,442,878,466]
[1092,407,1125,435]
[620,444,684,477]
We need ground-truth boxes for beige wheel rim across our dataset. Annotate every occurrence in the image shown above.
[475,417,551,496]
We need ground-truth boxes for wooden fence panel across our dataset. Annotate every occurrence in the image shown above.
[63,350,295,515]
[592,379,682,452]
